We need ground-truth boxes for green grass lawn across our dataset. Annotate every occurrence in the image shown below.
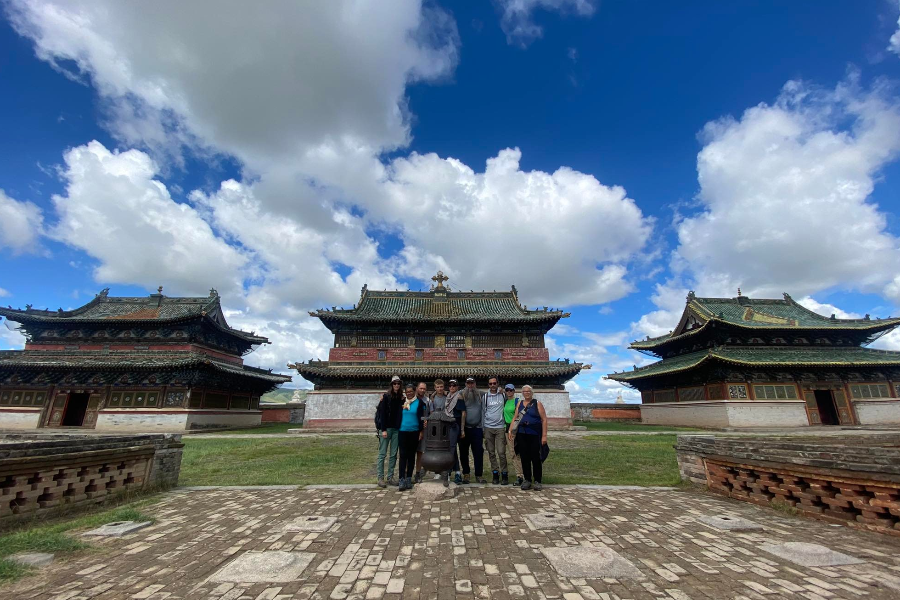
[180,433,681,487]
[0,500,157,584]
[573,421,702,432]
[200,422,300,434]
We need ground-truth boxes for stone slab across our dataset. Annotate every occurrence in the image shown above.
[209,551,315,583]
[83,520,152,537]
[759,542,864,567]
[414,481,458,501]
[540,545,645,579]
[282,515,337,532]
[697,515,763,531]
[524,512,575,530]
[10,553,54,567]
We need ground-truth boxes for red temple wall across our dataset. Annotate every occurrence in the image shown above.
[328,347,550,362]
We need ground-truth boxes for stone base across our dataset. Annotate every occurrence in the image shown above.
[0,408,43,429]
[641,400,809,428]
[852,398,900,425]
[414,481,458,501]
[94,409,262,432]
[304,389,573,429]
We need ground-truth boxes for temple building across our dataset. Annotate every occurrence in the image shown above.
[291,272,588,428]
[607,292,900,428]
[0,288,290,431]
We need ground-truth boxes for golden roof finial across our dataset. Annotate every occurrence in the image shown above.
[431,271,449,290]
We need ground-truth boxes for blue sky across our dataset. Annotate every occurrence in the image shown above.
[2,1,900,402]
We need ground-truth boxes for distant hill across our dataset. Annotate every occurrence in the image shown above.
[260,388,308,404]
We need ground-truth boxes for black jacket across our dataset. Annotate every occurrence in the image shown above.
[375,392,404,430]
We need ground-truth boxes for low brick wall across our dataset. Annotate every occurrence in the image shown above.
[260,402,306,424]
[570,403,641,422]
[675,433,900,535]
[0,433,184,520]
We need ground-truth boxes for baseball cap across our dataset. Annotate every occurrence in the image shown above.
[465,377,475,382]
[504,384,515,391]
[390,375,401,383]
[448,379,458,385]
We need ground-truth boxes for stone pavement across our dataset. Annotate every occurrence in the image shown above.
[8,486,900,600]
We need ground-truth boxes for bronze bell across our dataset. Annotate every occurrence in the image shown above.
[421,411,456,483]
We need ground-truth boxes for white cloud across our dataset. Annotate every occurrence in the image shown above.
[6,0,458,169]
[873,327,900,351]
[382,148,652,306]
[0,190,43,255]
[50,141,248,296]
[0,288,9,298]
[631,281,689,340]
[0,321,26,350]
[674,76,900,300]
[796,296,862,320]
[495,0,596,47]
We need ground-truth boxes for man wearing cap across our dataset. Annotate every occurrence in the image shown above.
[503,383,523,485]
[482,376,509,484]
[374,375,404,487]
[458,376,486,484]
[445,379,466,484]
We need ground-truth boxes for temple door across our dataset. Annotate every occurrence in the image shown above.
[832,389,854,425]
[802,391,821,425]
[83,393,102,429]
[47,393,67,427]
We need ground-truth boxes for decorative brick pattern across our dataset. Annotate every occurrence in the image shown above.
[707,460,900,533]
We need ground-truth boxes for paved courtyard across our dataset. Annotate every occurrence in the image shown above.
[8,485,900,600]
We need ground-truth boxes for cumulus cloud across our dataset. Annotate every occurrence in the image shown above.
[675,76,900,300]
[50,141,248,296]
[6,0,458,168]
[382,148,652,306]
[0,190,43,255]
[495,0,596,47]
[796,296,862,320]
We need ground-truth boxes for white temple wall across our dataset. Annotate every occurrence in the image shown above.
[641,400,809,428]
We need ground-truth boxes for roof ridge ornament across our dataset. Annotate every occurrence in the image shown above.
[686,290,696,302]
[431,271,449,291]
[97,288,110,298]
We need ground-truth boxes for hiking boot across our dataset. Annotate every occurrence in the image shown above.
[500,472,509,485]
[516,476,523,486]
[442,472,450,488]
[377,479,386,488]
[492,471,500,485]
[414,470,423,484]
[520,480,532,491]
[533,481,543,491]
[462,474,470,484]
[387,477,399,487]
[476,476,487,484]
[454,472,462,485]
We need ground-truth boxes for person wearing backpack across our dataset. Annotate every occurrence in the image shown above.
[375,375,404,488]
[509,385,548,491]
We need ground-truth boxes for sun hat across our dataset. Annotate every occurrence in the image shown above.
[391,375,401,383]
[504,383,515,390]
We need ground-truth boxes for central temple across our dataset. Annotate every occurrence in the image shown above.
[291,272,587,428]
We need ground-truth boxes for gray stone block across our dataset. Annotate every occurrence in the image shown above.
[83,520,152,537]
[9,553,54,567]
[759,542,864,567]
[282,516,338,532]
[209,551,315,583]
[540,545,645,579]
[524,512,575,530]
[697,515,763,531]
[413,481,458,502]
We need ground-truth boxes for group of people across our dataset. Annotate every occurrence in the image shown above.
[374,375,548,491]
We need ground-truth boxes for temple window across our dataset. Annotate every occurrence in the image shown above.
[728,384,748,399]
[377,351,386,360]
[753,384,798,400]
[849,383,891,399]
[654,389,676,403]
[678,386,704,401]
[415,350,424,360]
[494,350,502,359]
[457,350,466,360]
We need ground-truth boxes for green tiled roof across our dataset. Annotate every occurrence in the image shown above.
[292,360,585,380]
[608,346,900,382]
[630,293,900,350]
[0,350,291,384]
[310,285,568,324]
[0,288,267,343]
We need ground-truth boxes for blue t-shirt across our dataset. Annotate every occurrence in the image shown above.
[400,399,421,432]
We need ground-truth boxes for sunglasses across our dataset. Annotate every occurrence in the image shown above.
[489,382,498,385]
[392,382,401,385]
